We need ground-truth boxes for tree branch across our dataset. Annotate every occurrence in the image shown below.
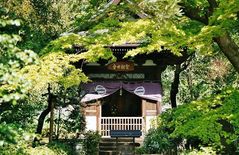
[207,0,218,17]
[179,3,209,25]
[214,33,239,73]
[180,54,194,72]
[207,0,218,9]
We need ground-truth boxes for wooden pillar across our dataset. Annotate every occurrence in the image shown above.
[156,101,161,115]
[142,99,146,117]
[96,100,101,131]
[142,99,146,133]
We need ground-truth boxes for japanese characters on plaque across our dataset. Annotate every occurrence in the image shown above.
[107,61,134,71]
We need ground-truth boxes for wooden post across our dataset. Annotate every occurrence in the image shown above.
[96,101,100,131]
[142,99,146,117]
[142,99,146,134]
[46,84,55,143]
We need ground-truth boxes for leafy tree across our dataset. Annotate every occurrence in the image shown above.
[135,0,239,73]
[1,0,85,52]
[64,0,239,108]
[0,3,89,137]
[22,52,89,134]
[141,87,239,154]
[61,105,86,136]
[69,0,239,74]
[178,52,239,104]
[52,85,86,138]
[0,8,37,105]
[161,52,239,106]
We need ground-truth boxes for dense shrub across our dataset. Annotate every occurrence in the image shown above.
[28,141,73,155]
[0,123,75,155]
[141,128,175,154]
[180,147,216,155]
[63,105,86,135]
[140,88,239,154]
[0,123,34,155]
[83,130,101,155]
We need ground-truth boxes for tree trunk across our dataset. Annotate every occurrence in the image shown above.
[170,65,181,108]
[36,103,51,134]
[180,2,239,74]
[215,33,239,73]
[36,84,54,134]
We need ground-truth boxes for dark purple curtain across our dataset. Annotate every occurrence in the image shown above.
[80,82,162,103]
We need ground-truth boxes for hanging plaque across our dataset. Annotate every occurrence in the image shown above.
[107,61,134,71]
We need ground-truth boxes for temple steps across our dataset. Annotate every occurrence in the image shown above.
[99,138,143,155]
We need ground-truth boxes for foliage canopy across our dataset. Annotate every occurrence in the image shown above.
[141,88,239,154]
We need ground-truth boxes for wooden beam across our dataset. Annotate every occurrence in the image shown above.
[82,65,165,74]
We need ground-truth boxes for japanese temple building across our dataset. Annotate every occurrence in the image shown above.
[78,43,188,137]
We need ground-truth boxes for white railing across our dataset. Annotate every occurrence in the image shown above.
[100,117,143,137]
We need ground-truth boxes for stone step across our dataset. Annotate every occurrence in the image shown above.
[100,146,117,150]
[99,138,142,154]
[100,142,140,147]
[99,147,135,155]
[99,150,118,155]
[101,138,137,142]
[101,138,143,143]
